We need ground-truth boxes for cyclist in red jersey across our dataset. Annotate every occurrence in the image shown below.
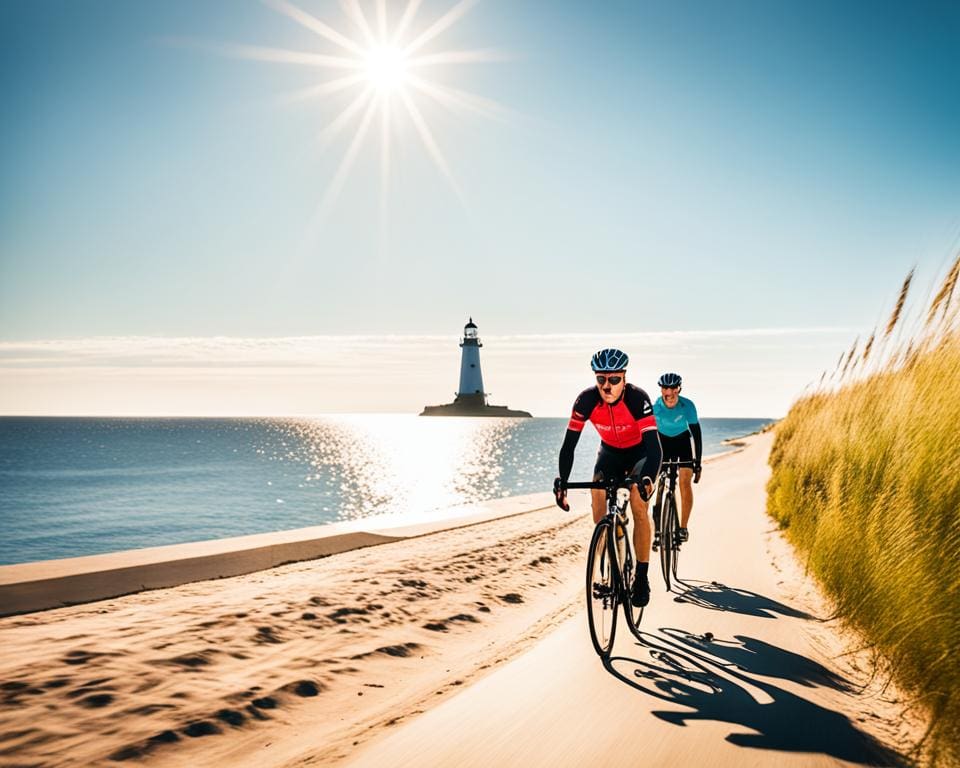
[554,348,662,607]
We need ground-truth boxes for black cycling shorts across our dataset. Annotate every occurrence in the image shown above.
[659,431,694,463]
[593,442,652,482]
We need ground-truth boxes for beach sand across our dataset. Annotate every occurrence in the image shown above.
[0,497,589,767]
[0,433,920,767]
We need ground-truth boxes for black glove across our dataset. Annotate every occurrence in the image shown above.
[693,464,702,484]
[553,477,569,511]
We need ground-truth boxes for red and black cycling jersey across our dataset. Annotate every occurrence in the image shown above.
[567,384,658,449]
[558,383,661,484]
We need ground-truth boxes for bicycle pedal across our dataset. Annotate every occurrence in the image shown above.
[592,582,613,600]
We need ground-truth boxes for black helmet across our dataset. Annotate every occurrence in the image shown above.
[658,372,682,387]
[591,348,629,372]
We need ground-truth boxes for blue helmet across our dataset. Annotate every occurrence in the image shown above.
[658,372,682,387]
[591,348,629,372]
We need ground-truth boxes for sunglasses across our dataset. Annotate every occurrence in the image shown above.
[596,375,623,386]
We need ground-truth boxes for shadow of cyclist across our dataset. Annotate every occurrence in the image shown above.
[659,627,854,692]
[671,578,816,620]
[603,629,904,766]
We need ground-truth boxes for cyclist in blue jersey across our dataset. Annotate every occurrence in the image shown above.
[652,372,702,546]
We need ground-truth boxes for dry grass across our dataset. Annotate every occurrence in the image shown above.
[767,259,960,767]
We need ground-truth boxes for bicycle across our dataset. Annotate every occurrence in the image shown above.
[651,458,694,593]
[556,476,648,657]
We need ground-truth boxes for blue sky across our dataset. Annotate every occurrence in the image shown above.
[1,1,958,415]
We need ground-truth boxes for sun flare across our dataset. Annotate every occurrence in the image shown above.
[225,0,508,226]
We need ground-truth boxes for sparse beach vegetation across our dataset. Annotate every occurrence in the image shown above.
[767,256,960,767]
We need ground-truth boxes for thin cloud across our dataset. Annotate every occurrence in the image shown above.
[0,326,853,368]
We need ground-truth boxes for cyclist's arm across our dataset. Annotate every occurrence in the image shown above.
[690,422,703,466]
[639,428,662,487]
[558,428,582,482]
[558,393,592,482]
[624,386,661,485]
[556,403,588,510]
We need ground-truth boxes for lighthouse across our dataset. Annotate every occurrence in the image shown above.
[457,318,486,404]
[419,318,532,417]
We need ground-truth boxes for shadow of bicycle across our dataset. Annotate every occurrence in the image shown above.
[671,578,817,620]
[604,627,905,766]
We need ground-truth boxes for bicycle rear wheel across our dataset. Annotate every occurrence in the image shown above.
[660,493,676,592]
[586,521,619,657]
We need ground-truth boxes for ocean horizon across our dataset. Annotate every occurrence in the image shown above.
[0,415,773,565]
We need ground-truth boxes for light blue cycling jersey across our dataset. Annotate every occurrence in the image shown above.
[653,395,699,437]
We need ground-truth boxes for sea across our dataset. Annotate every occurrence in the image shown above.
[0,416,773,565]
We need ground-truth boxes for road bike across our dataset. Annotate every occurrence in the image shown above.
[557,477,646,657]
[652,458,694,592]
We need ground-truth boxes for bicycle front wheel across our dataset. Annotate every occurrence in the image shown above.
[586,521,619,657]
[670,497,681,584]
[660,493,676,592]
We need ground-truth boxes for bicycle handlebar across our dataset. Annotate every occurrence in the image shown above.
[558,478,639,491]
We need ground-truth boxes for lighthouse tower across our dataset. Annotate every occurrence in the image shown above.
[457,317,486,404]
[418,318,531,417]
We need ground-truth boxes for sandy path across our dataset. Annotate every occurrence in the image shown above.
[342,432,917,768]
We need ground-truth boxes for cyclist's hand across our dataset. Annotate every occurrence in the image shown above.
[693,464,702,484]
[553,477,570,511]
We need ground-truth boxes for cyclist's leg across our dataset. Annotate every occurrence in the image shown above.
[591,446,616,525]
[656,433,681,542]
[628,483,651,562]
[679,467,694,527]
[674,431,695,531]
[590,488,605,525]
[627,447,653,564]
[627,457,652,607]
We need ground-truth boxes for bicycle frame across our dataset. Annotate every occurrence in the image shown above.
[653,459,694,591]
[563,479,635,583]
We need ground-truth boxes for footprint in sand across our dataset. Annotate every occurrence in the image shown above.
[423,614,479,632]
[327,607,371,624]
[215,708,247,727]
[253,626,286,644]
[62,650,102,666]
[282,680,323,697]
[78,693,114,708]
[183,720,221,737]
[162,651,218,668]
[499,593,524,604]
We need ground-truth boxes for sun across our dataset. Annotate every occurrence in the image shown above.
[364,45,408,91]
[219,0,508,227]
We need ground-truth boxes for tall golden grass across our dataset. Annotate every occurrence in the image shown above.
[768,255,960,766]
